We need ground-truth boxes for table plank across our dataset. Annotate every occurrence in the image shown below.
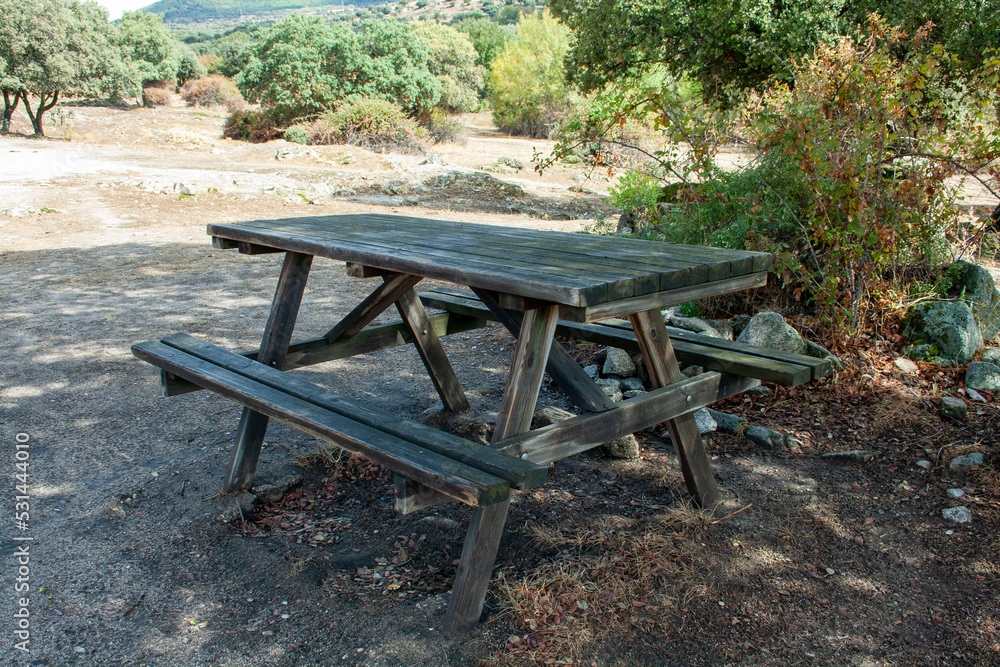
[209,214,771,308]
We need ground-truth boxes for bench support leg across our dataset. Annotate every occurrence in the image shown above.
[444,498,511,636]
[395,288,470,413]
[630,309,720,508]
[224,251,313,493]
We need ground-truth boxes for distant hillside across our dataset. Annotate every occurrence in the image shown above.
[141,0,379,24]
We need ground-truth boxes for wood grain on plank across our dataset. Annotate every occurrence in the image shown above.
[394,287,470,412]
[161,333,546,489]
[495,372,721,464]
[324,272,422,343]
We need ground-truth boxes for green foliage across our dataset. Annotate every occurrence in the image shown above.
[283,125,308,144]
[608,171,660,217]
[497,155,523,170]
[0,0,129,135]
[410,22,484,113]
[599,21,1000,334]
[236,16,442,120]
[175,46,206,87]
[307,96,426,153]
[118,11,179,90]
[451,17,510,71]
[179,75,245,110]
[489,11,577,137]
[421,107,466,143]
[549,0,1000,107]
[223,107,284,142]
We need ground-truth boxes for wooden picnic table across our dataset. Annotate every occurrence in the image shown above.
[132,213,829,636]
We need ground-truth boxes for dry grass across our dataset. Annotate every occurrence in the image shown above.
[488,504,714,664]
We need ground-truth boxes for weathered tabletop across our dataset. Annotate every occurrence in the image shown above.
[208,214,772,320]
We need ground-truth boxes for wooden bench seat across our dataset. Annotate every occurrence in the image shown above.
[417,288,833,387]
[131,333,547,508]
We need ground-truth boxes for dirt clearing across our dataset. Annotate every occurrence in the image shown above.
[1,102,997,666]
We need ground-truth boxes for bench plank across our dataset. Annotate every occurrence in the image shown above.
[418,289,820,386]
[133,341,511,507]
[159,333,546,490]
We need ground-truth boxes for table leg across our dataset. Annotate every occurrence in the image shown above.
[224,252,313,493]
[629,309,720,508]
[472,288,616,414]
[444,304,558,635]
[395,288,470,413]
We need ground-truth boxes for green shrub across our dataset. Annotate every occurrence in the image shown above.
[609,171,661,220]
[283,125,308,144]
[490,11,578,138]
[421,108,466,144]
[496,156,523,170]
[223,108,284,142]
[307,97,426,153]
[180,76,246,111]
[621,20,1000,333]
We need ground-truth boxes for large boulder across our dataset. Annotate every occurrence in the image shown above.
[736,312,808,355]
[947,260,1000,341]
[902,301,983,365]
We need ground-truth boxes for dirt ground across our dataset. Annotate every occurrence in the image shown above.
[1,101,998,667]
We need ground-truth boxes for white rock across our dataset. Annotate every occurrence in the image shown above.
[893,357,919,374]
[966,388,987,403]
[693,408,717,434]
[942,506,972,524]
[946,488,966,499]
[915,460,933,470]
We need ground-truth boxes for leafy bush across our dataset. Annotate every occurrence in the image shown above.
[142,85,172,107]
[283,125,308,144]
[562,18,1000,335]
[410,22,485,113]
[496,156,523,170]
[421,108,466,144]
[236,15,442,119]
[223,108,284,142]
[180,76,246,110]
[489,11,578,138]
[609,171,661,220]
[307,97,425,153]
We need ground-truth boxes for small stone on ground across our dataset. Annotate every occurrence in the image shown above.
[942,506,972,523]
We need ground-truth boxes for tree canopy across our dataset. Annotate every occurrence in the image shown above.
[0,0,126,135]
[490,11,575,137]
[549,0,1000,104]
[236,16,445,119]
[410,22,484,113]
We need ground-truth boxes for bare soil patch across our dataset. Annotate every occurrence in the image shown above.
[0,102,997,666]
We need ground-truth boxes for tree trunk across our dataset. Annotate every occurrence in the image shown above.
[19,91,59,137]
[1,89,19,134]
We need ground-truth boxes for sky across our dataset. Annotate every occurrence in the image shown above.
[92,0,153,20]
